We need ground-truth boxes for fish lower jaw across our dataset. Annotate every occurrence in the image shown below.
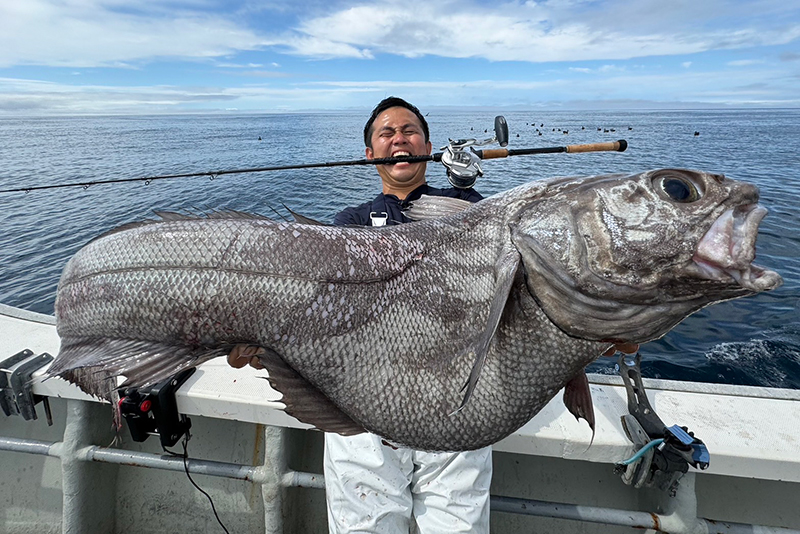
[690,256,782,292]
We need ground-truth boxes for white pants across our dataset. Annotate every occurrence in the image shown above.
[324,432,492,534]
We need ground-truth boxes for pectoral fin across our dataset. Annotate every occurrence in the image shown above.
[563,370,596,445]
[452,248,521,415]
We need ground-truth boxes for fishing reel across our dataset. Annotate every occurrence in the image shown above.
[440,116,508,189]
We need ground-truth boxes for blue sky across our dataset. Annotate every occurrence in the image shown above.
[1,0,799,114]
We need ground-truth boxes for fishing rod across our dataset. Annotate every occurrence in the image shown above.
[0,116,627,194]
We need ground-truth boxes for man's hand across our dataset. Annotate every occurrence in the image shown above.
[603,342,639,357]
[227,344,266,370]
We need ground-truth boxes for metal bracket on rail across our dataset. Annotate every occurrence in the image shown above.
[0,349,54,425]
[118,368,196,449]
[614,353,710,496]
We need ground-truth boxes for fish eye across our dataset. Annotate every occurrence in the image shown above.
[658,175,701,203]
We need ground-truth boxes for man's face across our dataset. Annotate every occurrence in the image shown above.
[366,106,432,193]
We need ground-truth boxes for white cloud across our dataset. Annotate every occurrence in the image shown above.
[215,62,264,68]
[2,1,799,67]
[682,62,693,68]
[0,76,237,113]
[0,0,266,68]
[271,1,800,63]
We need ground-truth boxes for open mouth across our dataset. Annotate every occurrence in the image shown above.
[390,151,413,164]
[690,204,782,291]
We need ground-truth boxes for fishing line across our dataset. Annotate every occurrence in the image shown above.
[163,434,231,534]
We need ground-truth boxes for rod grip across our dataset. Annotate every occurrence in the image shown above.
[566,139,627,153]
[480,148,510,159]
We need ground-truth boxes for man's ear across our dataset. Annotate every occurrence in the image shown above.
[426,141,432,155]
[365,146,374,159]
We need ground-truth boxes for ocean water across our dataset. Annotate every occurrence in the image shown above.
[0,109,798,389]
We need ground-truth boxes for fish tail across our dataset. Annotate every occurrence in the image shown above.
[46,336,233,402]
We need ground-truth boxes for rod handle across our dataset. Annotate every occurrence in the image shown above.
[480,148,510,159]
[566,140,628,153]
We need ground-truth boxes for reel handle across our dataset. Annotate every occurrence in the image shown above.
[494,116,508,147]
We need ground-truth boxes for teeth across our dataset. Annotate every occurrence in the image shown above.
[393,151,411,157]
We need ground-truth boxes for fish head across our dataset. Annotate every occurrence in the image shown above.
[509,169,783,343]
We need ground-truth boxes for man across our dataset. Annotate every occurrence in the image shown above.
[333,96,483,227]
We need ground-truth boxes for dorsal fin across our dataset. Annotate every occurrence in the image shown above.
[87,210,274,243]
[281,204,327,226]
[153,209,272,221]
[46,336,232,402]
[404,195,474,221]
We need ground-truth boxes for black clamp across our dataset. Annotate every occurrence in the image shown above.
[615,353,710,496]
[1,349,54,425]
[118,368,195,448]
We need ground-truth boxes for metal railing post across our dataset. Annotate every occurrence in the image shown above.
[259,424,288,534]
[60,400,118,534]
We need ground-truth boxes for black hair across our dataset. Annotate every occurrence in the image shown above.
[363,96,430,148]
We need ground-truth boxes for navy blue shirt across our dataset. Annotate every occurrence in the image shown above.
[333,183,483,227]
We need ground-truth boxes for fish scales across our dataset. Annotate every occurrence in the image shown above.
[47,169,783,451]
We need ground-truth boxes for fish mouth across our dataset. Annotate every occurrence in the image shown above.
[690,204,782,292]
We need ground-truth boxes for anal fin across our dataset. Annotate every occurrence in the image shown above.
[257,349,365,436]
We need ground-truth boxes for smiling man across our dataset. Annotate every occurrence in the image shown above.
[333,97,483,227]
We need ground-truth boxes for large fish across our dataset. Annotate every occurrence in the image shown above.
[46,169,782,451]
